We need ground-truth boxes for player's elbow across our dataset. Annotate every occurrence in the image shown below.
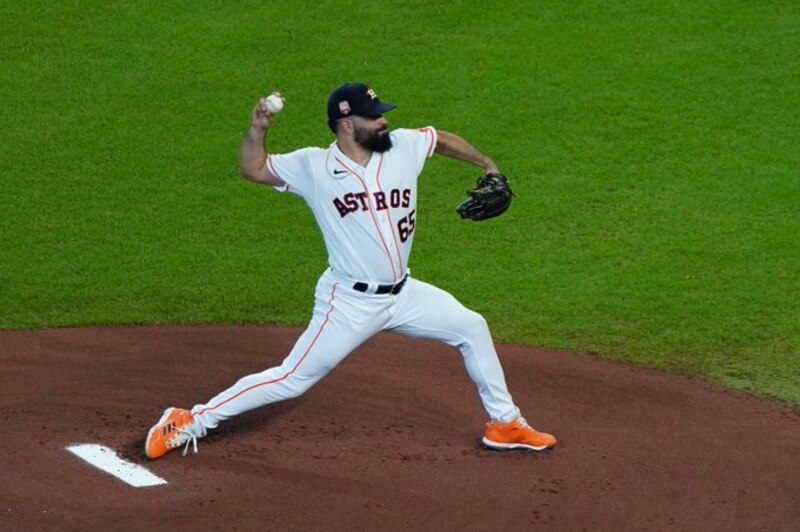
[238,166,252,180]
[239,165,264,183]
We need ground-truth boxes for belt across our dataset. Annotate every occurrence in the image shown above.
[353,274,408,295]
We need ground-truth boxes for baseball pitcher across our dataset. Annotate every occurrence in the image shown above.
[145,83,556,459]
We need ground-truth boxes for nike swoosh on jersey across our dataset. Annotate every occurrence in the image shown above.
[333,169,347,175]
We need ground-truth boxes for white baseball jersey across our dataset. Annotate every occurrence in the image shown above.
[266,127,437,284]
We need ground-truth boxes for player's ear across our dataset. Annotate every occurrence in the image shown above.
[331,118,353,136]
[340,118,355,135]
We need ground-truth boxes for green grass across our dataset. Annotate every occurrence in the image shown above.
[1,1,798,404]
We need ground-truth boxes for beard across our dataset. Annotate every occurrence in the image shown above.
[355,125,393,152]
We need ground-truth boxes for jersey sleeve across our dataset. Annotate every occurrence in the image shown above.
[390,127,438,174]
[417,126,438,160]
[266,147,320,199]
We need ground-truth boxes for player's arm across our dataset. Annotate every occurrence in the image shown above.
[434,130,500,175]
[239,99,285,186]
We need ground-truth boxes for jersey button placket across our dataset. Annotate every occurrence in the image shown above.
[386,219,401,274]
[370,184,399,268]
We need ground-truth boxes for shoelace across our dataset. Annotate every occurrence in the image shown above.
[179,427,198,457]
[167,423,199,456]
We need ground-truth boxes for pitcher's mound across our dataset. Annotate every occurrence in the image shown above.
[2,325,798,530]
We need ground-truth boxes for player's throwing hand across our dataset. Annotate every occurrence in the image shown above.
[251,99,274,130]
[251,92,284,130]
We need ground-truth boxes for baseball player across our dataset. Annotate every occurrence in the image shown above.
[145,83,557,459]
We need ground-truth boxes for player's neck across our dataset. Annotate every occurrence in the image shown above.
[336,138,372,168]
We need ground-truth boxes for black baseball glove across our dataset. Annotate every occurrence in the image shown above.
[455,173,515,221]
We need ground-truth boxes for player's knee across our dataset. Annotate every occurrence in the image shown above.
[288,378,315,398]
[283,364,335,398]
[460,309,491,338]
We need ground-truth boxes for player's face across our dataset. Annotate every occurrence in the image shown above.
[353,115,392,153]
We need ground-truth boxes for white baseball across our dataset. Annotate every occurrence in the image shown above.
[265,93,285,114]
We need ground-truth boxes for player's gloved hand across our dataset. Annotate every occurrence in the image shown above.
[455,173,515,221]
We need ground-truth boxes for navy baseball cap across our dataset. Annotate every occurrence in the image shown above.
[327,83,396,130]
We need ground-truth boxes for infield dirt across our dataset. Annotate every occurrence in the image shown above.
[1,325,798,530]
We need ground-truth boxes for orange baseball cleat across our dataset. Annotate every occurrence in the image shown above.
[482,417,557,451]
[144,407,200,459]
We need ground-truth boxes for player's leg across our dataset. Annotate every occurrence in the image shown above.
[191,279,381,435]
[386,278,518,421]
[145,274,385,459]
[386,277,557,451]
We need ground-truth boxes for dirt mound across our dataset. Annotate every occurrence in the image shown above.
[1,325,797,530]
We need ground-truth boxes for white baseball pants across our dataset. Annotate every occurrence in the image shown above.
[191,268,520,436]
